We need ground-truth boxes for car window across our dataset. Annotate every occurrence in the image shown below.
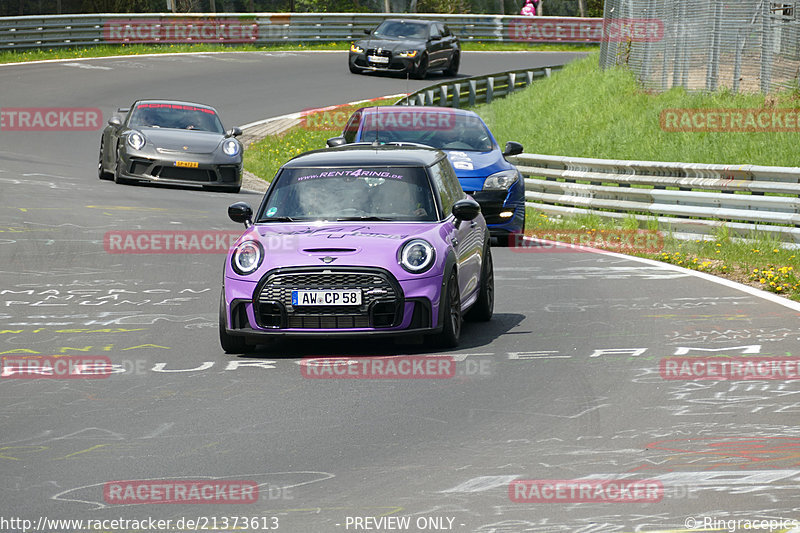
[429,24,442,39]
[128,103,224,133]
[428,160,463,216]
[260,166,438,222]
[374,21,428,39]
[359,110,494,152]
[343,111,362,143]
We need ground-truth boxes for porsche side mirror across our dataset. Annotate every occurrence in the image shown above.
[226,127,243,138]
[503,141,523,157]
[363,29,371,35]
[108,117,122,127]
[228,202,253,227]
[327,136,347,148]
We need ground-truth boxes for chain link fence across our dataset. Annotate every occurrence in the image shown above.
[599,0,800,93]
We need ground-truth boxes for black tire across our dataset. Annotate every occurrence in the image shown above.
[98,138,113,180]
[204,185,241,193]
[219,290,249,354]
[466,246,494,322]
[444,51,460,76]
[412,53,429,80]
[432,270,461,348]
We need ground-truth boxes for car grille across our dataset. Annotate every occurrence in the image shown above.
[155,166,215,182]
[255,268,402,329]
[366,48,392,66]
[469,190,514,225]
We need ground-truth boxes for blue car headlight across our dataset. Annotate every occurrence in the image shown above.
[127,131,145,151]
[483,169,519,190]
[223,139,240,157]
[231,240,263,275]
[399,239,435,274]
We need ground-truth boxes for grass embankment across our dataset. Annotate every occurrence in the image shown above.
[244,51,800,301]
[0,42,594,65]
[474,52,800,299]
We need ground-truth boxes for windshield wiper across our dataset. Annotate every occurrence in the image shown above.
[335,216,394,221]
[259,216,299,222]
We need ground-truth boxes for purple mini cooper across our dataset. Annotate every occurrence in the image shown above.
[219,144,494,353]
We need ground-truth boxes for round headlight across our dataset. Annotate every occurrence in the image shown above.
[399,239,435,274]
[231,240,263,275]
[223,139,240,157]
[127,131,145,151]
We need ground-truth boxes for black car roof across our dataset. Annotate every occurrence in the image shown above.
[380,18,438,25]
[282,144,447,168]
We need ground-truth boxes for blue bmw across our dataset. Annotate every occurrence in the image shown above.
[328,106,525,245]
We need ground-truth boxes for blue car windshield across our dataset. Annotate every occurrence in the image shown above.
[359,111,494,152]
[128,103,224,133]
[259,167,437,222]
[373,21,429,39]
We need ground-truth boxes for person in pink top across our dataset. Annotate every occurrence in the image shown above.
[520,0,536,16]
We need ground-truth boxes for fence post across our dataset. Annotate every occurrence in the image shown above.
[733,29,743,93]
[705,0,720,91]
[760,0,773,92]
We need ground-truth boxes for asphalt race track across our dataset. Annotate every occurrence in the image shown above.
[2,50,800,533]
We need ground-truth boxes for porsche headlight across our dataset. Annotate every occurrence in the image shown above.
[483,169,519,190]
[231,240,263,275]
[350,43,364,53]
[223,139,240,157]
[399,239,435,274]
[397,50,418,58]
[127,131,145,151]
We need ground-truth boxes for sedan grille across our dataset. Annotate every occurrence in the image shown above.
[255,268,402,329]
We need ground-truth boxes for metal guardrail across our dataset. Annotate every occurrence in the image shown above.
[396,65,562,107]
[0,13,603,51]
[512,153,800,243]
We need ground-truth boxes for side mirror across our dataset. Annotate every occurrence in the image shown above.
[452,198,480,221]
[228,202,253,227]
[326,136,347,148]
[116,107,130,114]
[226,127,243,138]
[363,28,371,35]
[502,141,523,157]
[108,117,122,127]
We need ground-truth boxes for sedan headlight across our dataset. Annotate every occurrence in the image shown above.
[483,169,519,190]
[399,239,435,274]
[127,131,145,151]
[397,50,418,58]
[350,43,364,53]
[223,139,240,157]
[231,240,263,275]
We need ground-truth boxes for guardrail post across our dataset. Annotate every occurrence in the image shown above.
[508,72,516,93]
[452,83,461,108]
[468,79,477,107]
[440,85,449,107]
[426,89,436,105]
[525,70,534,86]
[486,77,494,103]
[545,67,552,77]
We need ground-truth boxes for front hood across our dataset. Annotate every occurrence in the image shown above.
[444,150,514,190]
[356,37,425,52]
[138,128,224,154]
[227,222,449,282]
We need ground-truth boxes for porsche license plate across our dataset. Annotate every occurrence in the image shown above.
[292,290,361,306]
[368,55,389,64]
[175,161,199,168]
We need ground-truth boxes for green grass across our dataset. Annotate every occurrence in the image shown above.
[0,41,594,65]
[475,52,800,167]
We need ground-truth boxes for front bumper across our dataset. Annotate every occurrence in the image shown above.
[466,185,526,236]
[349,50,416,73]
[223,266,444,339]
[118,150,242,188]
